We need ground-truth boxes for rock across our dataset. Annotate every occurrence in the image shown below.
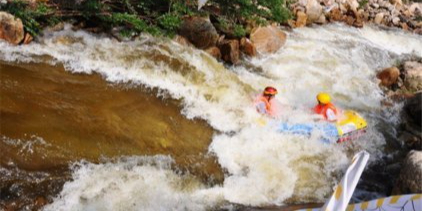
[398,131,421,150]
[409,3,421,16]
[329,7,343,21]
[219,39,239,64]
[401,22,409,31]
[374,13,385,24]
[390,0,402,7]
[414,28,422,35]
[296,11,308,27]
[315,14,327,24]
[377,67,400,87]
[287,19,297,28]
[345,16,356,26]
[173,35,193,47]
[404,92,422,127]
[305,0,323,24]
[34,196,48,207]
[372,3,380,9]
[403,61,422,92]
[239,38,257,57]
[205,46,221,60]
[392,17,400,25]
[178,16,219,49]
[250,26,287,54]
[0,12,24,45]
[394,150,422,194]
[23,32,33,44]
[346,0,359,13]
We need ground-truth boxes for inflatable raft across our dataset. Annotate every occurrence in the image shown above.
[277,110,367,143]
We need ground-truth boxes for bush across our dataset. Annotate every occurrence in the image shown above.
[2,0,292,38]
[2,0,56,36]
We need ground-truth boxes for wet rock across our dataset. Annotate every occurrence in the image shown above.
[205,46,221,60]
[239,38,257,57]
[0,12,24,45]
[403,92,421,127]
[401,22,409,31]
[250,26,287,54]
[219,39,239,64]
[296,11,308,27]
[178,16,219,49]
[394,150,422,194]
[22,32,33,45]
[377,67,400,87]
[403,61,422,92]
[398,131,421,150]
[34,196,48,208]
[172,35,193,47]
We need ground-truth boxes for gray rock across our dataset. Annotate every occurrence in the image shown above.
[394,150,422,194]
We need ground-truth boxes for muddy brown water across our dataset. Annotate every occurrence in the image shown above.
[0,61,223,210]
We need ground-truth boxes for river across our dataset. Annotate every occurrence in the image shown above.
[0,23,421,210]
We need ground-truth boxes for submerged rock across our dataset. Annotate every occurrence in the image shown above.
[0,12,24,45]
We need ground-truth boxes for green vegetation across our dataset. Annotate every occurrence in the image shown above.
[358,0,369,9]
[1,0,291,38]
[1,0,56,36]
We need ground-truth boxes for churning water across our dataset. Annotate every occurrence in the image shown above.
[1,23,421,210]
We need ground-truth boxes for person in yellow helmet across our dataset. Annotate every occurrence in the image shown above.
[254,86,280,117]
[314,92,338,122]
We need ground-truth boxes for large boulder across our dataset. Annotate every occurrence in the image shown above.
[178,16,219,49]
[305,0,324,24]
[0,12,24,45]
[403,61,422,92]
[250,26,287,54]
[394,150,422,194]
[377,67,400,87]
[219,39,239,64]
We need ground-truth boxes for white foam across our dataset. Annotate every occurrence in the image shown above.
[1,23,420,208]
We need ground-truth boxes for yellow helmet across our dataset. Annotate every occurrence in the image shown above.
[317,93,331,104]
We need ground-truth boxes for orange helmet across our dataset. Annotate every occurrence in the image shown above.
[263,86,278,96]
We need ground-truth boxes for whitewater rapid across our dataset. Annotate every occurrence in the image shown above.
[1,23,421,210]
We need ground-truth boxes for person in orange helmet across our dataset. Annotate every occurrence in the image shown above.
[314,92,338,122]
[254,86,279,117]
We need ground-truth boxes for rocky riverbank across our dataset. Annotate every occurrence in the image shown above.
[1,0,421,64]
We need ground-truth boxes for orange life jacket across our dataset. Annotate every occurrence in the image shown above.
[255,95,275,116]
[314,103,338,120]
